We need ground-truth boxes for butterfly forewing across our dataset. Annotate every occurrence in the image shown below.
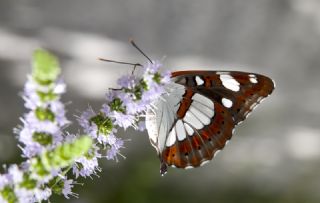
[147,70,274,174]
[172,71,275,125]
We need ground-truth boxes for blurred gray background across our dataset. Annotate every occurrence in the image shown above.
[1,0,320,202]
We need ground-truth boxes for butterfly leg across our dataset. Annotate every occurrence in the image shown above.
[131,64,139,75]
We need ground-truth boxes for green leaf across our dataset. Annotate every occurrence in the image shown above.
[0,186,18,203]
[32,136,93,173]
[35,107,55,122]
[32,132,53,146]
[32,49,61,84]
[19,173,37,190]
[50,178,65,195]
[109,98,126,113]
[36,90,58,102]
[90,114,113,135]
[153,72,162,84]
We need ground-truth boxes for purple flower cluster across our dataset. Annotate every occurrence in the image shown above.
[107,60,171,126]
[62,179,77,199]
[1,71,79,202]
[106,134,124,161]
[0,73,76,202]
[17,76,69,158]
[0,164,52,202]
[77,60,170,173]
[0,53,171,202]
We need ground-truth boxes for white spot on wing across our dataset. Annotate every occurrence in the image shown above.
[259,97,266,103]
[195,76,204,85]
[185,166,194,170]
[220,74,240,92]
[184,123,194,136]
[249,74,258,83]
[222,98,233,108]
[176,120,186,141]
[250,103,258,110]
[200,160,210,166]
[192,93,213,108]
[191,101,215,118]
[166,129,176,147]
[183,111,204,130]
[189,106,211,125]
[216,71,229,75]
[214,150,221,157]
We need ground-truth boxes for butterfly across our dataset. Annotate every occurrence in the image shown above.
[145,70,275,175]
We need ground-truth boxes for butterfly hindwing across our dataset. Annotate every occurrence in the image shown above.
[161,97,234,169]
[146,70,274,174]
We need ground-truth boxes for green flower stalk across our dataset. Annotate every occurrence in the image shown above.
[0,136,92,203]
[32,49,61,85]
[31,136,92,178]
[0,47,171,202]
[18,49,68,158]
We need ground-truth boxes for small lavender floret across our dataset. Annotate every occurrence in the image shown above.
[106,134,124,160]
[117,75,137,89]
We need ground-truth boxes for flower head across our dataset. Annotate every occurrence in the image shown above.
[77,107,98,139]
[8,165,23,185]
[143,61,162,74]
[72,142,101,178]
[17,55,69,160]
[62,179,77,199]
[106,134,124,161]
[0,174,9,190]
[73,156,101,178]
[117,75,138,89]
[112,111,136,130]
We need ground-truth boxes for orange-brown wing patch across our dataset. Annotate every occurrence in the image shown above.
[161,101,234,168]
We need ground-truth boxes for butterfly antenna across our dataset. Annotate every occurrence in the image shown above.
[129,38,153,64]
[98,58,142,67]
